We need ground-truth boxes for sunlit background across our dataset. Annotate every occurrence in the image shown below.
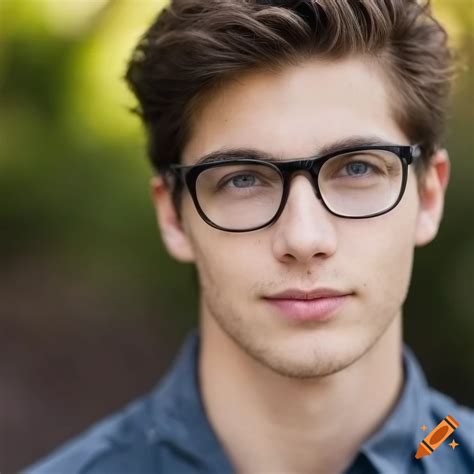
[1,0,473,471]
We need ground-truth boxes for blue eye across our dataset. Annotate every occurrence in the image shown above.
[231,174,257,188]
[346,162,370,176]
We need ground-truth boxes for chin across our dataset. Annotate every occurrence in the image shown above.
[247,333,369,379]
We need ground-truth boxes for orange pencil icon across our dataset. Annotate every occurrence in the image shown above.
[415,415,459,459]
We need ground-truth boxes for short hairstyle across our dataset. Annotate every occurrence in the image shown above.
[125,0,455,211]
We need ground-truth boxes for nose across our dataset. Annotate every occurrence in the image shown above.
[271,171,338,264]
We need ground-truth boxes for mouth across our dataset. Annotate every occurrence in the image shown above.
[263,288,353,322]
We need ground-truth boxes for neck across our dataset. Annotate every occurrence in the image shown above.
[198,310,404,474]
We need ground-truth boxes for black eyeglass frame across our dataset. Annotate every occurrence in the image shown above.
[164,144,421,233]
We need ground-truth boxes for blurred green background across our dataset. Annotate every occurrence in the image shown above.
[0,0,472,471]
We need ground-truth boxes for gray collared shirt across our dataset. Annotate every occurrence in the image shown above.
[24,330,474,473]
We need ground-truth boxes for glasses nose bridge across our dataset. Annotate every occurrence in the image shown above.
[283,159,322,198]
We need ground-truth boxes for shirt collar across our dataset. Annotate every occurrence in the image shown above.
[150,330,432,473]
[150,330,234,472]
[358,343,432,473]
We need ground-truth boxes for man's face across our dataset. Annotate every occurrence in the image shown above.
[155,57,443,378]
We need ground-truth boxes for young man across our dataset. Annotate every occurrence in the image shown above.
[25,1,473,473]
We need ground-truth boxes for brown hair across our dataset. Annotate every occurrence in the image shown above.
[125,0,455,194]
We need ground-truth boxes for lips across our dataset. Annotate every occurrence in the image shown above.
[263,288,352,322]
[265,287,351,300]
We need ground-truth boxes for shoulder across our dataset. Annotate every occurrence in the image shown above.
[425,385,474,471]
[427,386,474,438]
[22,394,161,474]
[404,344,473,458]
[23,331,204,474]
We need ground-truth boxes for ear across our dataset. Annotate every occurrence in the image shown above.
[150,175,195,262]
[414,149,450,247]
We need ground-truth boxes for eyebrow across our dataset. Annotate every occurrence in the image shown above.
[193,135,402,165]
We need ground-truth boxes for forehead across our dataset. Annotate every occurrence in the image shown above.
[182,56,408,164]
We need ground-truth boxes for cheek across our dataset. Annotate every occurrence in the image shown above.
[344,200,418,306]
[193,240,262,327]
[188,220,258,298]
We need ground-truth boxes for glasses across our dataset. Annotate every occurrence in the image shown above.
[164,144,421,233]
